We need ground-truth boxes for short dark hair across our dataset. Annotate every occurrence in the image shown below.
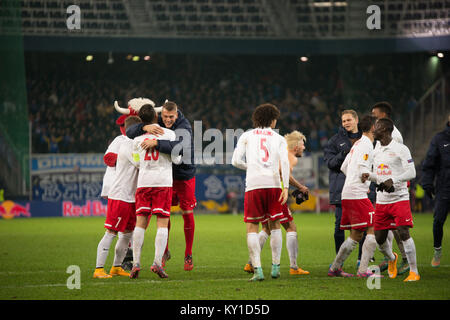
[163,101,178,112]
[359,115,377,133]
[372,101,393,118]
[124,116,142,130]
[252,103,280,128]
[377,118,394,134]
[138,104,156,124]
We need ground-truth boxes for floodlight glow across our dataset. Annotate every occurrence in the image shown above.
[300,56,308,62]
[437,52,444,58]
[132,56,140,62]
[86,55,93,61]
[144,55,151,61]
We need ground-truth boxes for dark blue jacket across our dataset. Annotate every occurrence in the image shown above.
[421,122,450,200]
[323,126,362,205]
[126,110,196,181]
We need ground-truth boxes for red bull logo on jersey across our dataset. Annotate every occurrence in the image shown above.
[0,201,31,219]
[377,163,392,176]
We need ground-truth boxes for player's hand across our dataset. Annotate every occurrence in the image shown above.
[141,139,157,150]
[361,173,370,183]
[279,188,289,205]
[382,179,395,193]
[143,124,164,136]
[299,185,309,194]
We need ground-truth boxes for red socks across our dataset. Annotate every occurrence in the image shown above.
[182,213,195,257]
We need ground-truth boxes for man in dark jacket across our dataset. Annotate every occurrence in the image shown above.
[324,109,362,255]
[421,115,450,268]
[127,101,196,271]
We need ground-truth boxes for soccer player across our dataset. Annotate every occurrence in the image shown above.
[327,115,382,278]
[421,114,450,267]
[370,118,419,282]
[232,103,290,281]
[244,130,310,276]
[127,101,196,271]
[371,101,409,275]
[129,105,178,279]
[93,116,142,279]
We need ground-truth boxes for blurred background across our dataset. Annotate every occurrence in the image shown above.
[0,0,449,217]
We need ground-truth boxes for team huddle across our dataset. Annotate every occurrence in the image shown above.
[93,99,420,283]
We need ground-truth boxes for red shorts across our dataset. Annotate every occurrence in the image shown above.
[135,187,172,217]
[244,188,284,223]
[340,198,375,230]
[105,199,136,232]
[172,177,197,211]
[262,203,293,225]
[374,200,414,231]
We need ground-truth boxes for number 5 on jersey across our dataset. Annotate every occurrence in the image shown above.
[260,138,269,162]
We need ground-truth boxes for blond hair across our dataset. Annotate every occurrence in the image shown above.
[284,130,306,149]
[341,109,358,119]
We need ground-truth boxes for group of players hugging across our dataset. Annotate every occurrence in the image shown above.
[93,98,420,282]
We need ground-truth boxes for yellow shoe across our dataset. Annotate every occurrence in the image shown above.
[290,267,310,275]
[109,266,130,277]
[93,268,112,279]
[404,271,420,282]
[244,263,254,274]
[388,252,398,279]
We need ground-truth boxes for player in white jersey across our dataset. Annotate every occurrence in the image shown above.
[232,103,290,281]
[371,101,409,275]
[327,115,384,278]
[101,131,128,199]
[93,116,142,279]
[244,130,310,276]
[129,105,177,279]
[368,118,420,282]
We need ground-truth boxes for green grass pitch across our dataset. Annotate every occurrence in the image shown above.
[0,212,449,300]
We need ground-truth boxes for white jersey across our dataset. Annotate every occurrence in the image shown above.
[107,138,139,203]
[133,126,176,188]
[341,135,374,200]
[231,127,289,192]
[101,135,127,197]
[371,139,416,204]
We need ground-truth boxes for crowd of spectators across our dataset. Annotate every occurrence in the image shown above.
[26,52,428,154]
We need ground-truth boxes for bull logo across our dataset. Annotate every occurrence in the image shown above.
[377,163,392,176]
[0,200,31,219]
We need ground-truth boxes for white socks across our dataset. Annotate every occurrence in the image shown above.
[247,232,261,268]
[402,238,418,274]
[132,227,146,266]
[96,231,116,268]
[113,232,132,267]
[378,238,396,261]
[286,231,298,269]
[154,228,168,266]
[358,234,377,273]
[331,237,358,270]
[270,229,282,265]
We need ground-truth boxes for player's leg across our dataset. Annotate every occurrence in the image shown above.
[268,219,282,278]
[130,215,149,279]
[182,209,195,271]
[94,228,116,278]
[397,226,420,281]
[357,227,380,277]
[247,222,264,281]
[283,220,309,275]
[177,178,196,271]
[334,205,345,254]
[329,229,361,277]
[392,229,409,275]
[245,221,269,273]
[162,218,171,267]
[375,229,398,279]
[432,199,449,267]
[151,215,169,278]
[110,230,133,276]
